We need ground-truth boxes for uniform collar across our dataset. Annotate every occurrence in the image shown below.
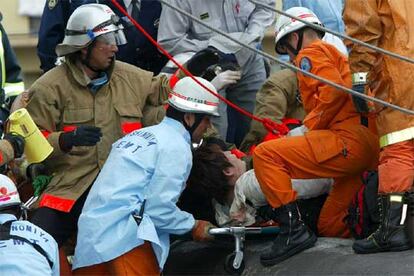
[163,117,191,145]
[65,56,115,88]
[0,214,17,224]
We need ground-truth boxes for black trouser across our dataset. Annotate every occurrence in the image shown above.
[30,189,89,247]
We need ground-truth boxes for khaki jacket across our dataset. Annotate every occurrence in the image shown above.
[0,140,14,166]
[26,59,170,212]
[240,69,305,152]
[344,0,414,140]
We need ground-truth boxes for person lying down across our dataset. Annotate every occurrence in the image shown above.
[183,141,333,227]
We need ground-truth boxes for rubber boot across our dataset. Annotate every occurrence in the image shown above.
[353,194,413,254]
[260,202,317,266]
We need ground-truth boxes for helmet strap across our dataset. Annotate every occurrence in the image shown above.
[285,29,305,57]
[81,40,102,73]
[185,113,206,137]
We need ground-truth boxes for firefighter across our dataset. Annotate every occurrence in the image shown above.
[252,7,379,266]
[25,4,172,272]
[72,77,217,275]
[344,0,414,253]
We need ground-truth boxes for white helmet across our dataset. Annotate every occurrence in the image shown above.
[169,77,220,116]
[160,52,195,76]
[56,4,127,56]
[0,174,21,210]
[274,7,324,54]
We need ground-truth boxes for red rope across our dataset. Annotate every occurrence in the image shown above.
[109,0,286,135]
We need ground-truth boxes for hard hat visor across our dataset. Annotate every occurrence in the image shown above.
[96,30,127,46]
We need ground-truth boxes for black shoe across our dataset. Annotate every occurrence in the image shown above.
[353,194,413,254]
[260,202,317,266]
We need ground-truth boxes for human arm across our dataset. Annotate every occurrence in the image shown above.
[245,0,276,40]
[158,0,210,55]
[297,50,350,130]
[343,0,382,73]
[0,23,24,100]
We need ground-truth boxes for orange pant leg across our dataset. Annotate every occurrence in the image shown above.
[318,175,363,238]
[73,242,159,276]
[108,241,160,276]
[378,140,414,194]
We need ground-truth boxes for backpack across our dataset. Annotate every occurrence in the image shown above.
[346,171,380,239]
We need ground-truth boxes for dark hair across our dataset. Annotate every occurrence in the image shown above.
[166,105,185,122]
[187,143,232,205]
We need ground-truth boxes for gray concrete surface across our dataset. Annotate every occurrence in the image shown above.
[164,237,414,275]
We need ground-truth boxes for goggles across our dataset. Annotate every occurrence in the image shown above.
[96,30,127,46]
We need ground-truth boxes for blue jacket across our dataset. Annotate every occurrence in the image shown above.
[73,117,195,270]
[283,0,345,34]
[0,214,59,276]
[37,0,167,73]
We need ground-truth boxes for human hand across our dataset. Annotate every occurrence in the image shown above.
[60,125,102,151]
[192,220,216,242]
[211,70,241,90]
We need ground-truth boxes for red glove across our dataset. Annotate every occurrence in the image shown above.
[192,220,215,242]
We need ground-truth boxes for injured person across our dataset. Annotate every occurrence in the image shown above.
[181,139,333,229]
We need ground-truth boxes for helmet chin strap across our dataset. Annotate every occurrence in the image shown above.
[81,40,102,73]
[184,113,206,137]
[285,29,305,57]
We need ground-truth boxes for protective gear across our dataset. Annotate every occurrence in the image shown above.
[0,174,21,210]
[274,7,324,55]
[253,41,379,238]
[3,133,25,159]
[73,118,195,270]
[59,125,102,151]
[186,47,220,77]
[353,194,412,253]
[210,70,241,91]
[192,220,215,242]
[56,4,126,56]
[169,77,220,117]
[260,202,316,266]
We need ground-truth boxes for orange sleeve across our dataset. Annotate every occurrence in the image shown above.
[296,49,349,130]
[343,0,383,73]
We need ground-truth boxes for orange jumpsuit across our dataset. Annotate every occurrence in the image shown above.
[253,40,379,238]
[344,0,414,194]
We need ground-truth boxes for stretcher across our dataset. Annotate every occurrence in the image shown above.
[208,226,279,275]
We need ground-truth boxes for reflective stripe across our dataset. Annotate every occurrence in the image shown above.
[121,122,142,135]
[39,193,76,213]
[379,126,414,148]
[4,82,25,97]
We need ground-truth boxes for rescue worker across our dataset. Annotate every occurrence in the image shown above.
[0,14,25,133]
[240,0,348,153]
[158,0,275,146]
[25,3,171,271]
[72,77,217,275]
[37,0,167,74]
[0,174,59,275]
[344,0,414,253]
[252,7,379,266]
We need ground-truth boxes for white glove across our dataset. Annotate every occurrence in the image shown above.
[287,125,308,137]
[211,70,241,91]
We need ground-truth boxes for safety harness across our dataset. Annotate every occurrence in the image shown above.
[0,220,54,269]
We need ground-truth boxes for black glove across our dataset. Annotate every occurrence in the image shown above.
[186,47,220,76]
[256,205,276,222]
[59,125,102,151]
[26,163,47,181]
[4,133,25,158]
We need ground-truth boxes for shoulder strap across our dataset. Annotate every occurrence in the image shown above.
[0,221,54,269]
